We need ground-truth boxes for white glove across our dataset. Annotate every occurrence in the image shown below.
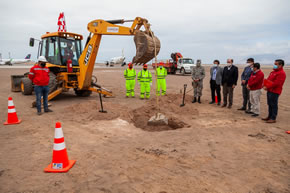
[138,82,140,85]
[150,82,152,86]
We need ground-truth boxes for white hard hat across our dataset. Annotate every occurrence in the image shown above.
[38,56,48,63]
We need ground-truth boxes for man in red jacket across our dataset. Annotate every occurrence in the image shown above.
[262,59,286,123]
[29,56,53,115]
[246,63,264,117]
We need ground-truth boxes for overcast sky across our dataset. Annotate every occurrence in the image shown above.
[0,0,289,64]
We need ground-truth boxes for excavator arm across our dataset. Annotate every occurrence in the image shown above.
[77,17,160,90]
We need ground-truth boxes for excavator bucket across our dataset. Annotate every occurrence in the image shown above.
[133,30,161,64]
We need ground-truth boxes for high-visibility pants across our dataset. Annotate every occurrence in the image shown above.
[126,80,135,97]
[140,83,151,99]
[157,79,166,96]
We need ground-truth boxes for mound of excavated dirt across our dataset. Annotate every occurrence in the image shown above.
[61,100,129,123]
[59,94,197,132]
[130,94,196,131]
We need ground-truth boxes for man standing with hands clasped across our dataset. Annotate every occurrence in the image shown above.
[209,60,223,105]
[238,58,254,111]
[262,59,286,123]
[191,59,205,103]
[221,59,238,109]
[137,64,152,99]
[246,63,264,117]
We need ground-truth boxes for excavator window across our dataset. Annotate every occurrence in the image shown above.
[47,37,61,65]
[40,38,47,59]
[59,38,81,66]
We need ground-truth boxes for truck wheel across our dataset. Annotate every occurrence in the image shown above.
[74,89,92,97]
[181,68,185,75]
[21,78,33,95]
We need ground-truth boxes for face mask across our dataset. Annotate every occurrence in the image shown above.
[143,68,147,71]
[227,63,232,67]
[251,67,254,71]
[213,64,217,67]
[160,66,163,69]
[273,65,278,69]
[40,62,46,67]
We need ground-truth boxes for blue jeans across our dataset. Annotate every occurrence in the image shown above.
[34,85,49,113]
[267,91,279,120]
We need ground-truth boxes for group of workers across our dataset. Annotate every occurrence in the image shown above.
[191,58,286,123]
[124,62,167,99]
[29,55,286,124]
[124,57,286,123]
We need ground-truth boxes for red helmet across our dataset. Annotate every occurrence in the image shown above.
[159,61,164,66]
[143,64,148,69]
[128,62,133,67]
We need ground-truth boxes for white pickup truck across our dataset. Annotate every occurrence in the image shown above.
[176,58,195,75]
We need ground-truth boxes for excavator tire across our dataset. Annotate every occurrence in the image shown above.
[74,89,92,97]
[133,30,161,64]
[48,72,57,94]
[20,78,33,95]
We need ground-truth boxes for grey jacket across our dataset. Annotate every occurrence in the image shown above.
[210,66,223,85]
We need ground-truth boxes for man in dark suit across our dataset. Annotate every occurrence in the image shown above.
[238,58,254,111]
[222,59,239,108]
[209,60,223,105]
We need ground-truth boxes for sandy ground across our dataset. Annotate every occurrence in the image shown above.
[0,65,289,193]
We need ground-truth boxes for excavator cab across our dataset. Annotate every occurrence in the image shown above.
[37,32,83,70]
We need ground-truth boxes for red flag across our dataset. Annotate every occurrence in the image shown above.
[57,12,67,32]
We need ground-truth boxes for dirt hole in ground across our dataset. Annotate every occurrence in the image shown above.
[132,113,186,132]
[130,94,192,132]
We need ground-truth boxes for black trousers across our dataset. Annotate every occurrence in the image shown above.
[242,84,251,110]
[267,92,279,120]
[210,79,221,102]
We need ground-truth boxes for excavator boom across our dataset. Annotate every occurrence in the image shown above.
[77,17,161,90]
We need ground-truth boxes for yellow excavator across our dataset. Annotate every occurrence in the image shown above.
[11,17,160,105]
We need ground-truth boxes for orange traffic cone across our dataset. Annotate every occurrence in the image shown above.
[4,97,21,125]
[44,122,76,173]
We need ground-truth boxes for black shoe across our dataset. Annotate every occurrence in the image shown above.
[192,97,197,103]
[251,114,259,117]
[221,104,227,107]
[44,109,53,113]
[209,101,215,104]
[228,105,232,109]
[198,97,201,103]
[238,107,246,111]
[37,112,42,116]
[245,110,254,114]
[217,102,221,106]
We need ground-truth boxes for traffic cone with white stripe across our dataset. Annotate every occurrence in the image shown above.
[4,97,21,125]
[44,122,76,173]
